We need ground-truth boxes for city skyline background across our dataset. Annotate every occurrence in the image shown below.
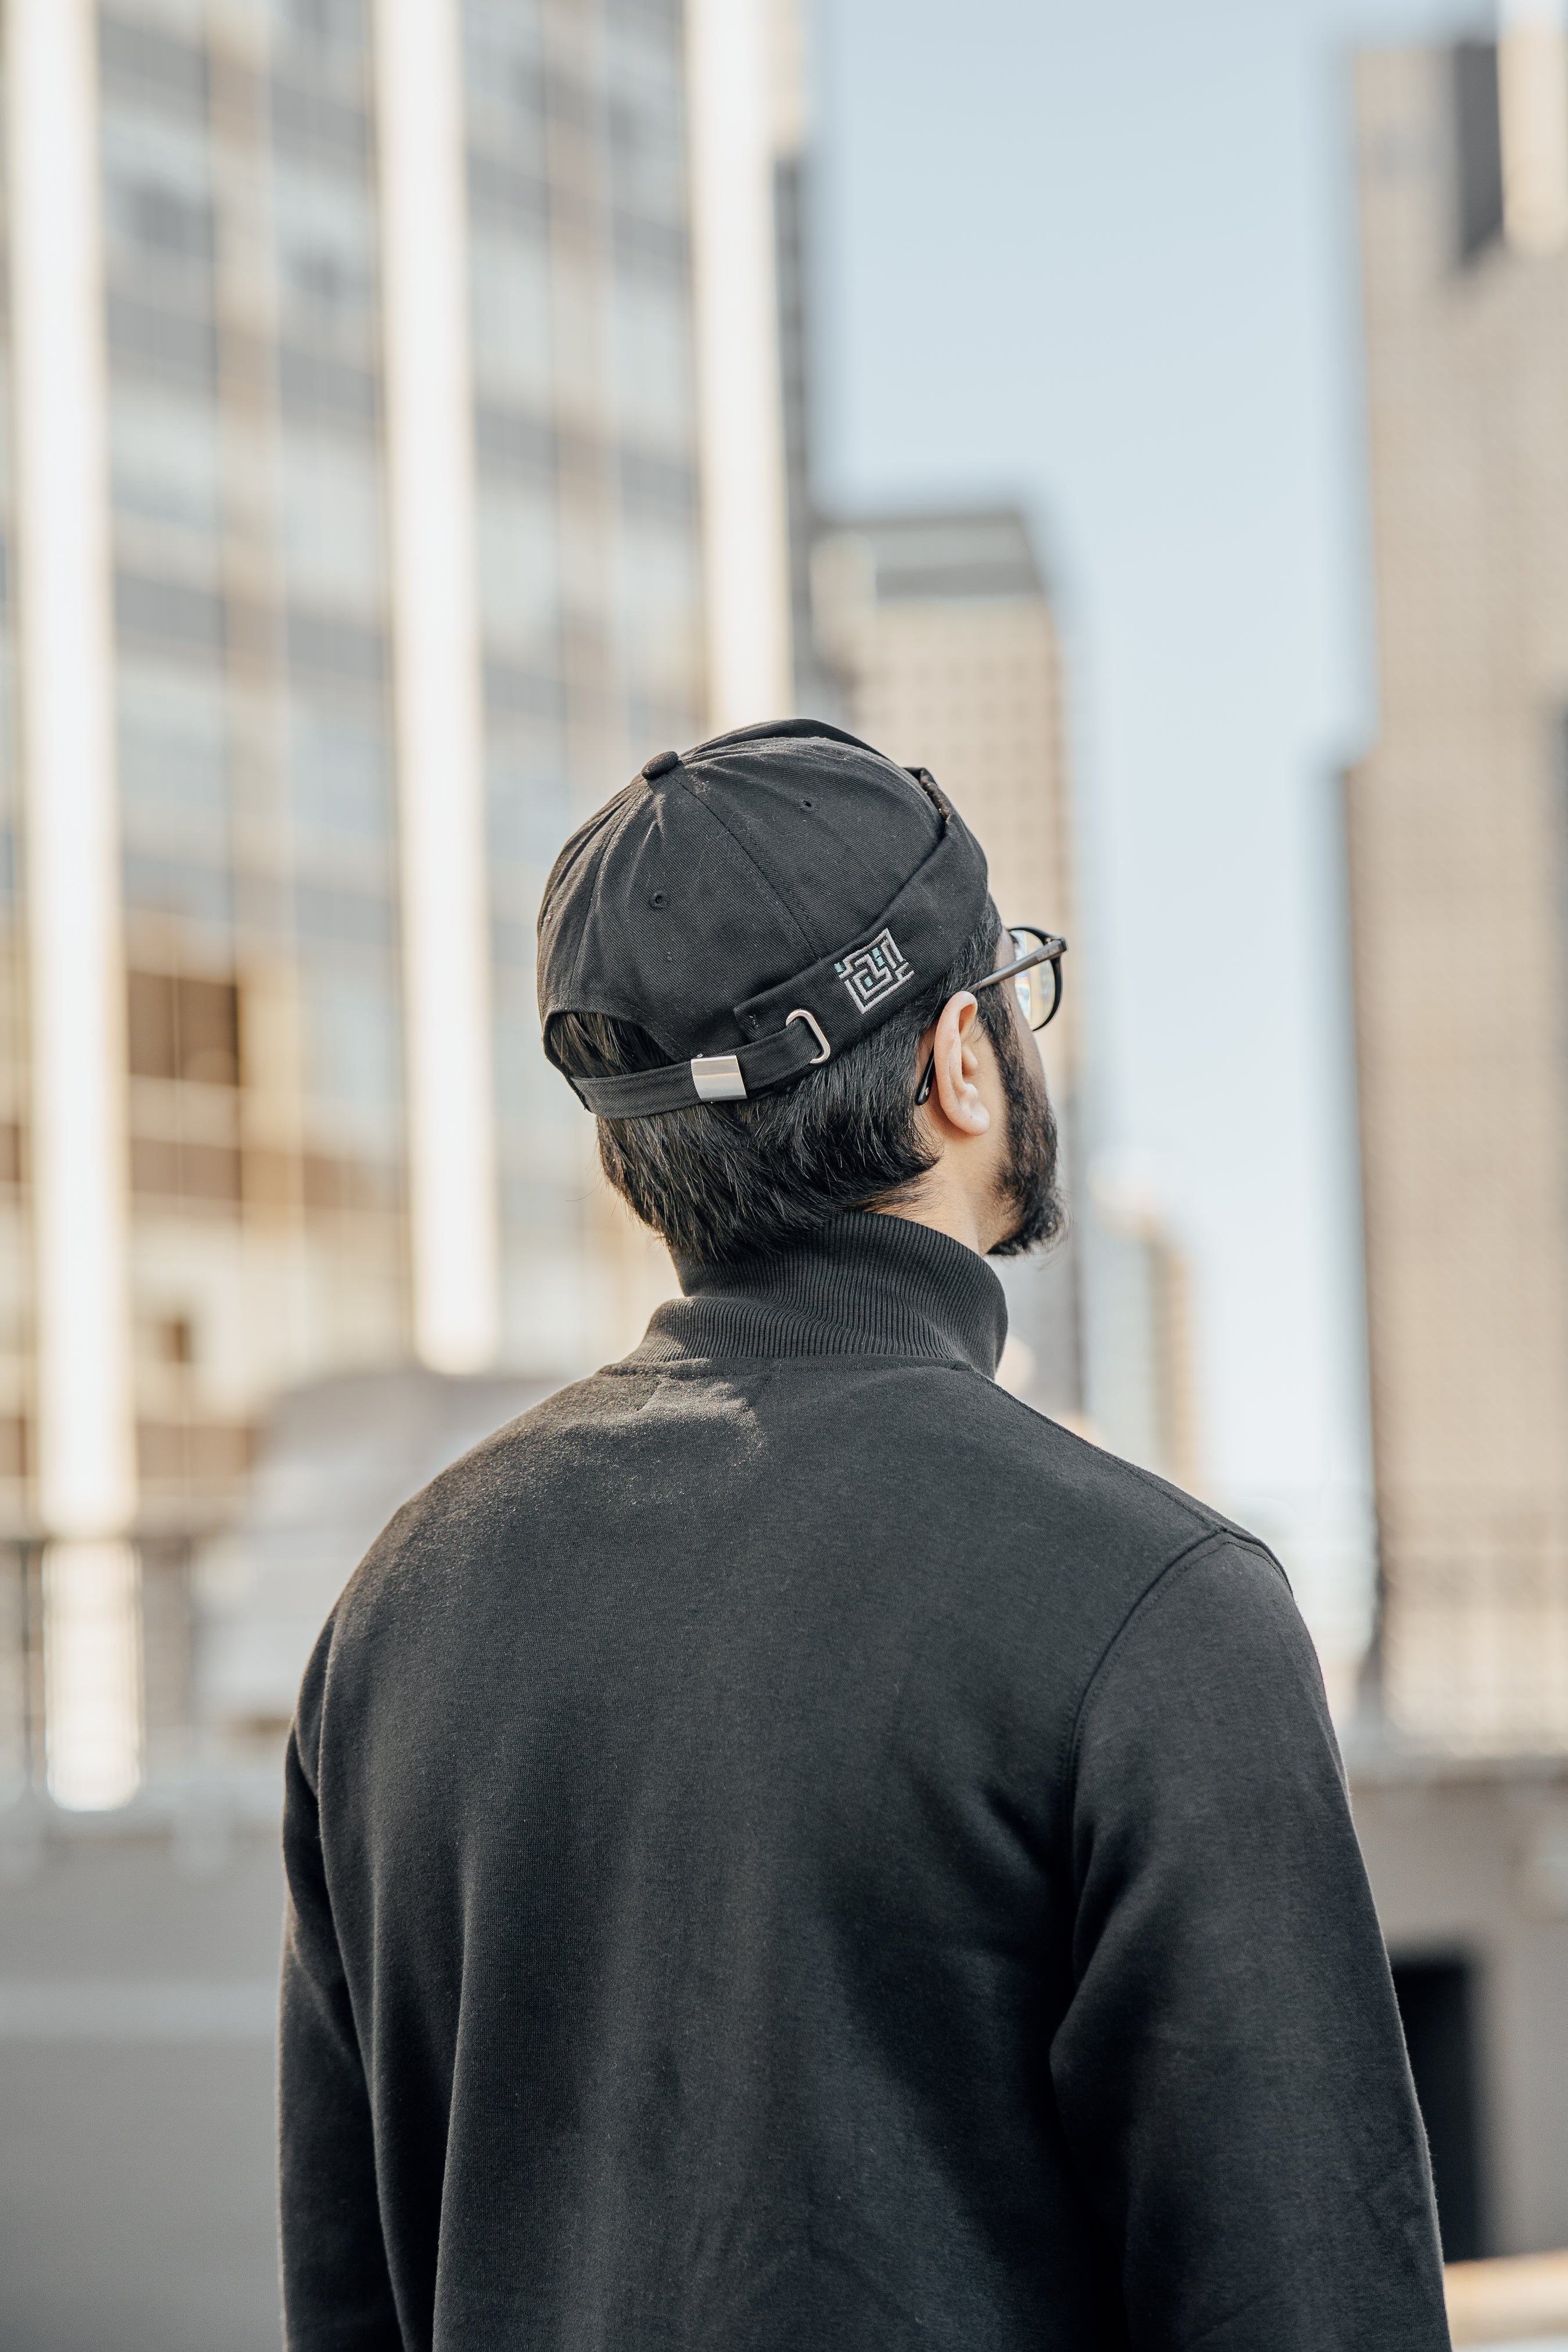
[812,0,1498,1618]
[4,2,1568,2335]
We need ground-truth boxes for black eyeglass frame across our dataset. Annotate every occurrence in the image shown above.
[915,926,1067,1107]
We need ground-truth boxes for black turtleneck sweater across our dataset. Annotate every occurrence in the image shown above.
[280,1213,1447,2352]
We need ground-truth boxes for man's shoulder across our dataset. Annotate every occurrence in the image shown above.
[932,1381,1294,1734]
[354,1371,612,1556]
[804,1354,1254,1569]
[359,1355,1257,1581]
[1003,1383,1264,1544]
[322,1357,1275,1692]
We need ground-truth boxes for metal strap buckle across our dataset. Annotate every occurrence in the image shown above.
[786,1009,831,1066]
[690,1053,746,1102]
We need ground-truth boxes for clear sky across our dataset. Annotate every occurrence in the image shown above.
[812,0,1480,1628]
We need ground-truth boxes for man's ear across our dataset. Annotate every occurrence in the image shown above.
[926,992,990,1137]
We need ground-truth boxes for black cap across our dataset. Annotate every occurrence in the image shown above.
[537,719,991,1120]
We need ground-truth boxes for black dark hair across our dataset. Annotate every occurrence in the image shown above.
[548,905,1009,1266]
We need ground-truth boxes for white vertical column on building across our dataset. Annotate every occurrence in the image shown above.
[1499,0,1568,253]
[374,0,500,1373]
[686,0,794,728]
[7,0,142,1808]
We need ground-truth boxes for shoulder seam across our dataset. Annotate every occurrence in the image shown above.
[1058,1527,1290,1855]
[983,1378,1237,1540]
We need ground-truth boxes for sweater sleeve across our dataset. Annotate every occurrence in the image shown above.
[279,1632,401,2351]
[1049,1536,1450,2352]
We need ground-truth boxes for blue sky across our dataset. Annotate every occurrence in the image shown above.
[814,0,1481,1596]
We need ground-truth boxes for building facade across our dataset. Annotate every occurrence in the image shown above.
[0,0,718,1805]
[1080,1159,1200,1502]
[812,507,1084,1415]
[1348,23,1568,1754]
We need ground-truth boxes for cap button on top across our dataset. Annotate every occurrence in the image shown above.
[642,749,679,779]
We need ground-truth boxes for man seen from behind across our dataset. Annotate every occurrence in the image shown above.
[280,721,1450,2351]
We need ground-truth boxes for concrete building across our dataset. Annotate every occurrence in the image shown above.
[1347,18,1568,1758]
[1081,1155,1201,1501]
[0,0,734,1811]
[1351,1757,1568,2266]
[812,512,1076,988]
[1345,9,1568,2262]
[812,507,1084,1415]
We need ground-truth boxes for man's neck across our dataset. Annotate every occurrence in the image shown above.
[872,1175,990,1260]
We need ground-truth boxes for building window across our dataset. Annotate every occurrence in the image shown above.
[98,13,209,119]
[1453,42,1504,265]
[129,1137,241,1202]
[127,971,240,1087]
[1391,1952,1486,2259]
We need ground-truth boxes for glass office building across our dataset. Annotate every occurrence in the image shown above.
[0,0,707,1799]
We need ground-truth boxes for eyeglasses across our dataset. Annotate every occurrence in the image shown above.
[915,926,1067,1107]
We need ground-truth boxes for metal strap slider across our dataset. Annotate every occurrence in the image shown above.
[690,1053,746,1102]
[786,1009,831,1064]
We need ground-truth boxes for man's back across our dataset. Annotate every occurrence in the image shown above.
[282,1214,1448,2351]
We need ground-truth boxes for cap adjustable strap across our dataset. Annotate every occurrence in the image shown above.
[569,1009,829,1120]
[553,783,988,1122]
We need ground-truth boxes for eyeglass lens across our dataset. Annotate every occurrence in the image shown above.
[1008,929,1055,1031]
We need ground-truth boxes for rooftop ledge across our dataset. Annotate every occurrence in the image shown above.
[1447,2250,1568,2345]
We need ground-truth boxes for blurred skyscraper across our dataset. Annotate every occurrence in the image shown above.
[0,0,802,1808]
[812,508,1085,1416]
[1080,1155,1199,1499]
[1348,10,1568,1755]
[1343,10,1568,2261]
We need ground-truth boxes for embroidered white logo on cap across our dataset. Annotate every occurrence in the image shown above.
[836,928,914,1014]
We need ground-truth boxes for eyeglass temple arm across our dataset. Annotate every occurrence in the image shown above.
[915,944,1064,1107]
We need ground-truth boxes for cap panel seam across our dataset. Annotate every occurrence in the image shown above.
[670,769,821,962]
[683,717,880,758]
[540,777,640,915]
[600,1352,985,1376]
[562,786,653,1010]
[679,752,942,966]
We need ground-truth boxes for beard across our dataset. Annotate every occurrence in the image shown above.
[983,998,1065,1258]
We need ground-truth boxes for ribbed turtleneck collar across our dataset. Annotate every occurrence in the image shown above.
[627,1211,1008,1379]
